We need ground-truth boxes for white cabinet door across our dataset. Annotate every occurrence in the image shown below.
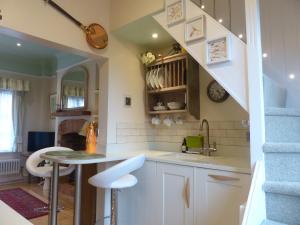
[195,168,251,225]
[118,161,159,225]
[157,163,194,225]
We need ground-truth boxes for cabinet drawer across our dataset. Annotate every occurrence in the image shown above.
[205,170,250,186]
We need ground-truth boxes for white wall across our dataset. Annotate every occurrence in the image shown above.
[199,67,248,121]
[110,0,164,31]
[0,70,52,152]
[0,0,110,57]
[260,0,300,109]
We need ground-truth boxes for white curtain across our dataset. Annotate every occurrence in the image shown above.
[12,91,25,152]
[0,77,30,92]
[0,90,14,152]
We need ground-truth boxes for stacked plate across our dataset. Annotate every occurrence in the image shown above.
[146,67,165,89]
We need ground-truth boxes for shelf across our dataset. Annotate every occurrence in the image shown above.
[52,110,91,117]
[147,53,187,67]
[148,109,187,115]
[147,85,187,94]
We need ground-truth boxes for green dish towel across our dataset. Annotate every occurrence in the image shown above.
[186,135,204,148]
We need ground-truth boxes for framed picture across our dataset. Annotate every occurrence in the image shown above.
[166,0,186,27]
[49,93,57,119]
[206,35,231,65]
[185,15,206,43]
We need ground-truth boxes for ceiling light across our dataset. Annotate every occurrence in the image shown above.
[152,33,158,39]
[16,43,22,47]
[201,5,205,9]
[218,18,223,23]
[289,74,295,80]
[238,34,243,39]
[262,53,268,58]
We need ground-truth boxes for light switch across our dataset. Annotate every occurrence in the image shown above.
[124,96,132,107]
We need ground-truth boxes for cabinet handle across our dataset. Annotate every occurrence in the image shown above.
[208,174,240,181]
[184,178,190,208]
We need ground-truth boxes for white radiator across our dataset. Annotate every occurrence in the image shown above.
[0,159,21,176]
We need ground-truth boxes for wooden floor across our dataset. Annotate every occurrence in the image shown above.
[0,182,74,225]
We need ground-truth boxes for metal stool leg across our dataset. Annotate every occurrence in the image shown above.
[111,189,118,225]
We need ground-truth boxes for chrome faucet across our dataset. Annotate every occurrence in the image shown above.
[200,119,210,148]
[200,119,217,156]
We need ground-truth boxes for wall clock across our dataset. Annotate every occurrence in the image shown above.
[207,80,229,103]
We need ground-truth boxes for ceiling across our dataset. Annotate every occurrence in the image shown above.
[114,16,175,50]
[0,32,87,76]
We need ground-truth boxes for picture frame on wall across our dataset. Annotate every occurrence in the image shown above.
[185,15,206,43]
[166,0,186,27]
[49,93,57,119]
[206,35,231,65]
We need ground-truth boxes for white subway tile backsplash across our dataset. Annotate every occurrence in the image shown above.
[116,120,250,156]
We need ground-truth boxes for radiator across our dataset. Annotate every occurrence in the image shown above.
[0,159,21,176]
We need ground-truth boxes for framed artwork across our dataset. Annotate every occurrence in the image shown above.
[185,15,206,43]
[166,0,186,26]
[49,93,57,119]
[206,35,231,65]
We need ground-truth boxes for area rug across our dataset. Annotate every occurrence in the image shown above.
[0,188,48,219]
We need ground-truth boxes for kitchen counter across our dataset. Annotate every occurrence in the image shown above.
[96,150,251,174]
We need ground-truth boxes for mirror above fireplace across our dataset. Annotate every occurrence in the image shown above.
[61,66,88,110]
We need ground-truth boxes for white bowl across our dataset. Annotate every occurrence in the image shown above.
[153,105,167,111]
[167,102,185,110]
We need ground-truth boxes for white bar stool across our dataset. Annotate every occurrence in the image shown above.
[88,155,145,225]
[26,147,75,212]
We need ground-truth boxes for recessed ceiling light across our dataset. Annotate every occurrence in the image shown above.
[201,5,205,9]
[262,53,268,58]
[218,18,223,23]
[152,33,158,39]
[289,74,295,79]
[238,34,243,39]
[16,43,22,47]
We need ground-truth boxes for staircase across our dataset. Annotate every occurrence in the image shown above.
[153,0,248,111]
[261,107,300,225]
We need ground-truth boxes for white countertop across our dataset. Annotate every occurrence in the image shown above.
[41,149,251,174]
[104,150,251,174]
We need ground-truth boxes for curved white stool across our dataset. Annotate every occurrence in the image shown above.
[26,147,75,211]
[88,155,145,225]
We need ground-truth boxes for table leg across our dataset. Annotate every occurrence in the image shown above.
[50,163,59,225]
[74,164,82,225]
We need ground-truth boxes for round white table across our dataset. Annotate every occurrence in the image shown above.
[40,151,105,225]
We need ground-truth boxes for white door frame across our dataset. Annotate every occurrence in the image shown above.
[245,0,265,169]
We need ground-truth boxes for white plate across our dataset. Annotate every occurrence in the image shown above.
[149,69,156,89]
[154,68,160,89]
[157,67,164,88]
[146,70,151,88]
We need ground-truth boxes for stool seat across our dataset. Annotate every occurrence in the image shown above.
[88,155,145,225]
[90,174,137,189]
[88,155,145,189]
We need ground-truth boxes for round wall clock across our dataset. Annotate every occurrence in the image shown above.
[207,80,229,103]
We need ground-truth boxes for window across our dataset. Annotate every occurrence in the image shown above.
[0,90,14,152]
[67,96,84,108]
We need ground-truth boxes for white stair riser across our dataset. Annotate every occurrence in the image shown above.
[265,116,300,142]
[266,193,300,225]
[265,153,300,182]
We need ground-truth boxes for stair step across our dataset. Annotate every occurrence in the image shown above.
[265,107,300,117]
[261,219,290,225]
[264,142,300,153]
[264,182,300,225]
[265,107,300,143]
[263,181,300,197]
[264,143,300,182]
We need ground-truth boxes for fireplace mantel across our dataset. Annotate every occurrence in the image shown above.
[52,110,91,117]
